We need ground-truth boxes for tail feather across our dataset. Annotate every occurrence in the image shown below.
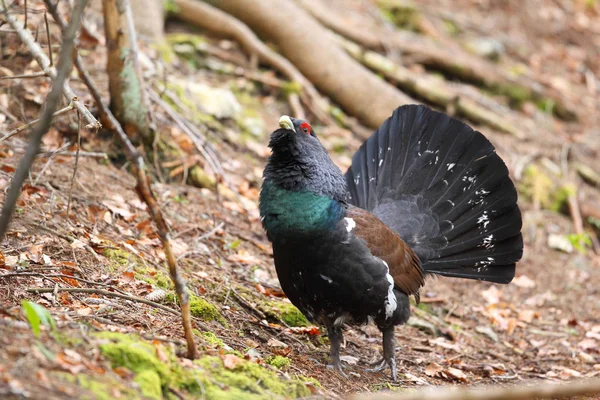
[345,105,523,284]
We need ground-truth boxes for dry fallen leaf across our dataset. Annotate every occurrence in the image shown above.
[518,309,537,323]
[222,354,244,370]
[340,355,359,365]
[513,274,536,288]
[481,286,501,305]
[443,367,468,382]
[425,362,443,377]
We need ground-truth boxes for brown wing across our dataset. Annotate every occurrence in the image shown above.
[347,206,424,301]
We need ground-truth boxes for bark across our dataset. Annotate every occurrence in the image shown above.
[102,0,155,145]
[296,0,578,122]
[207,0,416,129]
[130,0,165,42]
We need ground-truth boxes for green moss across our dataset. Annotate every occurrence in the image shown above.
[164,291,178,304]
[103,248,137,267]
[97,332,170,380]
[133,265,173,290]
[133,370,162,400]
[280,303,309,327]
[519,164,554,209]
[195,356,311,399]
[190,296,227,326]
[265,355,291,369]
[549,184,576,213]
[95,332,312,399]
[201,331,224,348]
[281,81,303,95]
[376,0,420,31]
[54,371,142,400]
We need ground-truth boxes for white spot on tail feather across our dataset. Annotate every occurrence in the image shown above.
[380,260,397,319]
[320,274,333,283]
[481,234,494,249]
[477,211,490,229]
[447,163,455,171]
[344,218,356,233]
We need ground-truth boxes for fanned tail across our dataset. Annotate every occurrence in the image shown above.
[345,105,523,283]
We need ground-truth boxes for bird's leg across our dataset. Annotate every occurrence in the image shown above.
[325,321,346,377]
[366,326,397,382]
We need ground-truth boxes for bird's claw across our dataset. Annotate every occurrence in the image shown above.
[327,362,348,378]
[366,358,397,382]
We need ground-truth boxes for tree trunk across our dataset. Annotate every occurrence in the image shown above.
[102,0,154,145]
[206,0,415,129]
[130,0,165,42]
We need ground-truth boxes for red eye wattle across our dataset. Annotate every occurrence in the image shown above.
[300,122,312,135]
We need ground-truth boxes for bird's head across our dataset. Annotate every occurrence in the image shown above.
[268,115,317,150]
[263,115,347,200]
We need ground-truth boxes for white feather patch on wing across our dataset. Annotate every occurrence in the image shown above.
[344,217,356,233]
[381,259,397,319]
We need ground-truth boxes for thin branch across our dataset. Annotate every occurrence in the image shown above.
[43,12,52,66]
[26,287,180,316]
[0,102,74,142]
[0,71,47,80]
[0,0,89,239]
[43,0,199,359]
[2,3,100,131]
[352,378,600,400]
[66,111,81,217]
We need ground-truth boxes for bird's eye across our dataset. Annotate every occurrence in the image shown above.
[300,122,312,135]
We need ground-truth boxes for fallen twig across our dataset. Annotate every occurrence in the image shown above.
[0,71,47,80]
[66,111,82,217]
[0,102,75,142]
[568,190,584,236]
[1,5,100,131]
[44,0,199,358]
[26,287,179,315]
[0,0,89,238]
[352,378,600,400]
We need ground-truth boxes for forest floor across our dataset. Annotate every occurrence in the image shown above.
[1,0,600,399]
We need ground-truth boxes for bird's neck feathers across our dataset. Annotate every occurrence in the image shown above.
[260,129,348,238]
[262,128,348,201]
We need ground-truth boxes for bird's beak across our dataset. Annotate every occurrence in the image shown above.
[278,115,294,131]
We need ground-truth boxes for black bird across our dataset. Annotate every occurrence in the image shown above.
[259,105,523,381]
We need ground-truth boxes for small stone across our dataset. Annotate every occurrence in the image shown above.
[476,325,499,342]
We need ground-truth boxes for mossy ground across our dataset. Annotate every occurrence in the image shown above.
[95,332,314,399]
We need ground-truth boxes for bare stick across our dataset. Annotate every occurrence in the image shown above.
[0,0,89,239]
[66,111,81,217]
[2,4,100,131]
[0,71,47,80]
[352,378,600,400]
[44,0,199,359]
[26,287,180,316]
[568,191,584,236]
[0,102,74,142]
[43,12,52,66]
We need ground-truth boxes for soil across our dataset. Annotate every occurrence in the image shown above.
[0,0,599,399]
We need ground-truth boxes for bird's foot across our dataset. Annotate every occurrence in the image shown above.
[366,357,397,382]
[327,362,348,378]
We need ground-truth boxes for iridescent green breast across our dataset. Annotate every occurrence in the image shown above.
[259,181,345,238]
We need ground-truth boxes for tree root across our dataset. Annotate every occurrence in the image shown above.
[338,37,524,137]
[172,0,332,125]
[296,0,578,122]
[194,0,416,130]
